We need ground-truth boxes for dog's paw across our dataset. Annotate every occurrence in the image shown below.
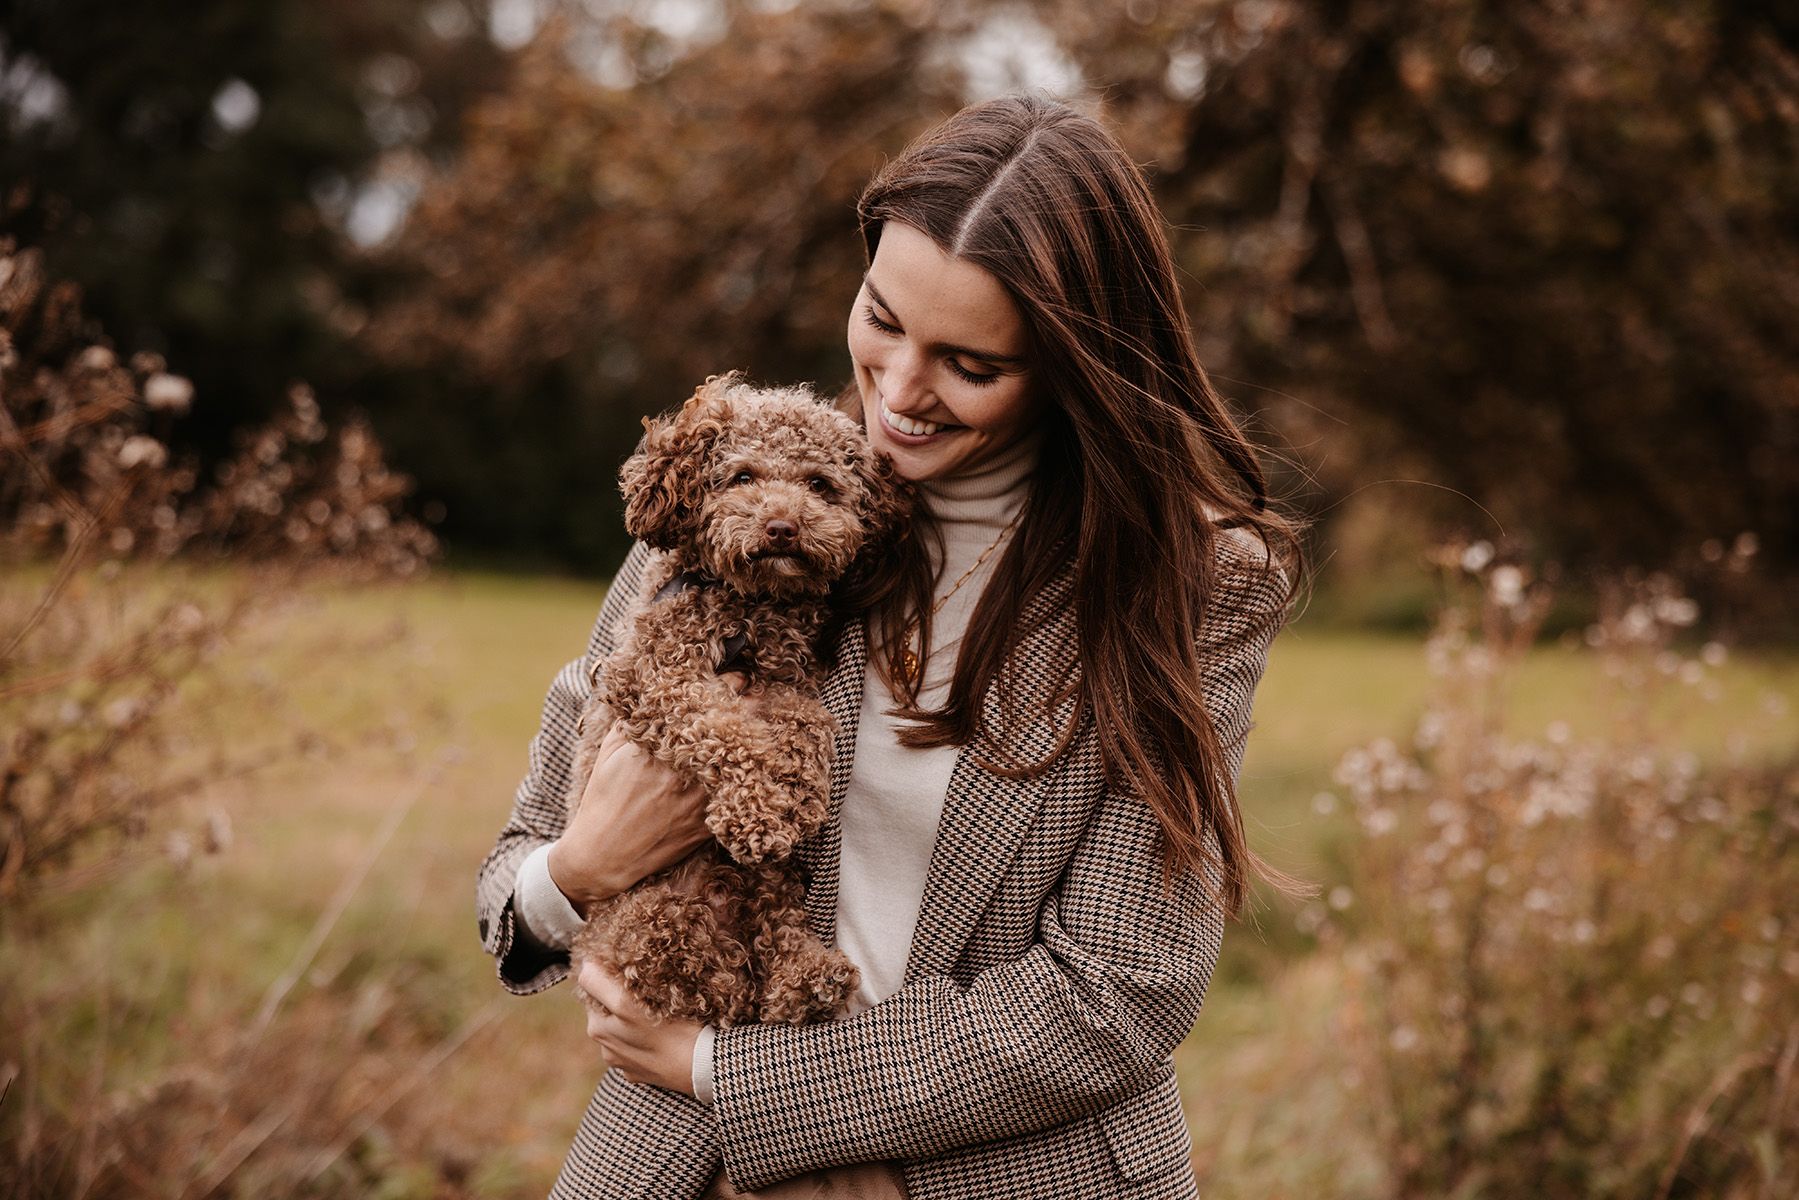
[708,810,799,865]
[759,952,860,1024]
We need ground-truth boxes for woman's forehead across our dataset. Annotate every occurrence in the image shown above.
[867,221,1025,354]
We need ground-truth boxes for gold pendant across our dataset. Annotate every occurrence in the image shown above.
[899,645,919,687]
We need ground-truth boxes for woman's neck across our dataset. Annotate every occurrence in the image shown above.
[916,427,1042,532]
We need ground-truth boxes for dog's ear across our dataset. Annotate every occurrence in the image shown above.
[848,441,916,559]
[620,375,736,549]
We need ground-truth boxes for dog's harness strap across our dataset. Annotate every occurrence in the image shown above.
[653,570,753,675]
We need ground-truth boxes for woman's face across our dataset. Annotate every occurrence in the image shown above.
[847,220,1039,483]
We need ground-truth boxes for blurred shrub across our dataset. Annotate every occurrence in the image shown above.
[1,232,467,1196]
[1313,543,1797,1197]
[0,233,436,899]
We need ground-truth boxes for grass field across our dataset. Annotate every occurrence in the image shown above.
[5,568,1793,1196]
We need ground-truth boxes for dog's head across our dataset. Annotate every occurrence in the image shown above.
[620,372,911,598]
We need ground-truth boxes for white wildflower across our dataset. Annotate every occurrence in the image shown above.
[1364,808,1398,836]
[1489,564,1525,607]
[1654,595,1699,627]
[144,372,194,414]
[118,435,167,470]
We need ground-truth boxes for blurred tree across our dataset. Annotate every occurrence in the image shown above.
[355,0,967,565]
[1045,0,1799,577]
[0,0,505,454]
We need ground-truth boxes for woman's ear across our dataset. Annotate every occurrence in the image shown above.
[619,374,736,549]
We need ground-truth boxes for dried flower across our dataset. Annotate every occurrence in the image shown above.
[143,372,194,414]
[118,435,168,470]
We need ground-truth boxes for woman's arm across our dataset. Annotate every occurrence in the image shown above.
[708,558,1292,1188]
[475,539,657,994]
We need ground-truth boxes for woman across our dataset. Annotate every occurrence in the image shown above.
[476,92,1306,1200]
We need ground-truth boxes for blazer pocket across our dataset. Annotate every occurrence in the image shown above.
[1098,1061,1194,1182]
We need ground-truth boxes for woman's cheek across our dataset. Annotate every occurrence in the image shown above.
[846,321,881,376]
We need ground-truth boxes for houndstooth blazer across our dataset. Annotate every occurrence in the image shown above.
[475,526,1292,1200]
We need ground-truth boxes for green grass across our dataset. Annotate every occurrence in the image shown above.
[5,567,1794,1197]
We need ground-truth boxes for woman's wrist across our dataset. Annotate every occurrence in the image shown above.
[546,836,624,911]
[515,842,588,949]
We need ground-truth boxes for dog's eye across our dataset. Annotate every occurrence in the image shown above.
[729,470,753,486]
[808,477,834,496]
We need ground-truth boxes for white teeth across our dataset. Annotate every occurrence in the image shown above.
[882,400,950,437]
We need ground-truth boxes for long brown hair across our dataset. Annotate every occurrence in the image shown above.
[839,93,1310,918]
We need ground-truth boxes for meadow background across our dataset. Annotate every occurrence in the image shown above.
[3,1,1795,1196]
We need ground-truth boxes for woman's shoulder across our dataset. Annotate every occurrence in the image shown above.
[1199,504,1283,575]
[1199,509,1295,640]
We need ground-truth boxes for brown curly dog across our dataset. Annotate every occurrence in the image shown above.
[566,371,912,1029]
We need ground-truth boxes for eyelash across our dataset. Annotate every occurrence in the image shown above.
[862,307,1002,387]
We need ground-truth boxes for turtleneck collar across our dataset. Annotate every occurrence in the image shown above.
[915,425,1042,527]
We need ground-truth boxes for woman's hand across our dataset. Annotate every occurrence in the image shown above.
[580,959,705,1096]
[547,671,749,910]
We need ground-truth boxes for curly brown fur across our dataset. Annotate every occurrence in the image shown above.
[566,372,912,1028]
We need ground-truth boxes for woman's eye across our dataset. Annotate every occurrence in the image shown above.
[948,359,1001,387]
[865,304,1001,386]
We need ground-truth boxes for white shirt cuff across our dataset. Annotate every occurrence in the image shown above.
[513,842,587,951]
[691,1023,717,1106]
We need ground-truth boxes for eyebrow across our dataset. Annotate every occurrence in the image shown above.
[864,275,1029,367]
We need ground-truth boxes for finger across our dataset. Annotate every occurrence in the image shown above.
[596,721,632,759]
[580,960,652,1034]
[578,960,619,1012]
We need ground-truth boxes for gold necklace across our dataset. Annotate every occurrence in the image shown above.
[895,506,1024,688]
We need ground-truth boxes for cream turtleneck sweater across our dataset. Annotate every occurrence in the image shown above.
[835,427,1041,1016]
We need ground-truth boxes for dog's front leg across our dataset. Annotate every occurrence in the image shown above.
[700,689,835,865]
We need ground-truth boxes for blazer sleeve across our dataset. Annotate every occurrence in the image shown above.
[474,538,657,995]
[708,552,1292,1187]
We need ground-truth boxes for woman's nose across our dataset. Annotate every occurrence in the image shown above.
[880,345,932,412]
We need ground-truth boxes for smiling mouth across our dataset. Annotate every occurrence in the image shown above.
[881,399,960,438]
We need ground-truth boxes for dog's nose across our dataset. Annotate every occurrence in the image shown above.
[765,519,798,547]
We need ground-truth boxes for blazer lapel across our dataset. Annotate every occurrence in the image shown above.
[902,559,1079,984]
